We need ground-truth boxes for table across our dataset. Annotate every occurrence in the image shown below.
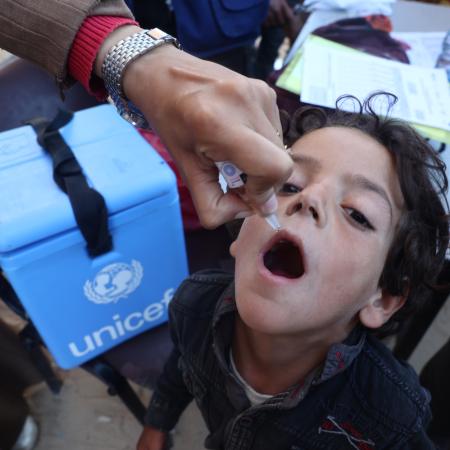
[287,0,450,63]
[392,0,450,32]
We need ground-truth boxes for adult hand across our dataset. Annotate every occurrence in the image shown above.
[96,26,293,229]
[264,0,295,28]
[136,426,167,450]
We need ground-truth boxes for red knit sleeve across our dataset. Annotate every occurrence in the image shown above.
[68,16,138,100]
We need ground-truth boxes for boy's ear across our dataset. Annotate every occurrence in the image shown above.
[359,288,406,329]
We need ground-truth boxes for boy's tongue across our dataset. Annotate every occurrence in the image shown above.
[263,239,304,279]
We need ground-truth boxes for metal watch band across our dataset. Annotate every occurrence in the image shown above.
[101,28,181,129]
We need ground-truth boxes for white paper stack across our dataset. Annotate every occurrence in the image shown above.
[300,37,450,131]
[303,0,396,16]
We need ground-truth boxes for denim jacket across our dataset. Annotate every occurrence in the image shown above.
[145,270,435,449]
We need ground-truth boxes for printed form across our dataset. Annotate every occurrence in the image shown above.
[300,38,450,131]
[391,32,446,68]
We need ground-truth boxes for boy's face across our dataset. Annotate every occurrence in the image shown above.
[230,126,404,342]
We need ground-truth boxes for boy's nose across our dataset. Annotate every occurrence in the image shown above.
[285,188,327,228]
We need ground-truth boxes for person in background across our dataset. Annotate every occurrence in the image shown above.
[147,0,305,79]
[163,0,268,75]
[252,0,306,81]
[127,0,177,37]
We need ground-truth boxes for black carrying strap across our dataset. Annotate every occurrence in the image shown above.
[28,109,112,257]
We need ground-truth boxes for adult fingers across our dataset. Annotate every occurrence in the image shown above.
[267,0,293,26]
[184,79,292,216]
[281,1,296,25]
[233,131,292,214]
[265,8,276,26]
[253,79,283,139]
[205,122,293,216]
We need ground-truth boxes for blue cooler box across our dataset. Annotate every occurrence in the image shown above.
[0,105,188,369]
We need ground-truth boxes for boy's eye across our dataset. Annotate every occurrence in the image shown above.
[280,183,302,194]
[345,207,374,231]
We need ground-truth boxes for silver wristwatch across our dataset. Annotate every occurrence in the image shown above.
[101,28,181,129]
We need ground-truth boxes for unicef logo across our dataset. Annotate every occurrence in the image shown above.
[84,260,144,305]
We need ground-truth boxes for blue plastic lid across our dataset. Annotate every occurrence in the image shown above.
[0,105,176,253]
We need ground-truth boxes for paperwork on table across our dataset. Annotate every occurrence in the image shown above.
[299,36,450,132]
[391,31,447,67]
[303,0,395,16]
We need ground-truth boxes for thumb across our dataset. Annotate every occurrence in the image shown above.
[208,128,293,218]
[190,184,254,229]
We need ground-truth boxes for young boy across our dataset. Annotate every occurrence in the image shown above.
[138,94,449,450]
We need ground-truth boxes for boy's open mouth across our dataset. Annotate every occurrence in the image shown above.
[263,236,304,279]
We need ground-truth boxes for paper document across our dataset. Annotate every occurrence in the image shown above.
[301,37,450,131]
[303,0,395,16]
[277,48,305,94]
[391,32,446,68]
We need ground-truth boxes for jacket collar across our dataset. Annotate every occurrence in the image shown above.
[211,281,366,409]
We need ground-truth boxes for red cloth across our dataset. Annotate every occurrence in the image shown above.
[68,15,138,100]
[139,130,201,231]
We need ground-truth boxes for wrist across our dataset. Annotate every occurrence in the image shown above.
[94,25,141,78]
[122,44,180,104]
[100,29,181,129]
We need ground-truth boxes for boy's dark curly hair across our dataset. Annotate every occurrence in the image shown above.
[281,92,449,337]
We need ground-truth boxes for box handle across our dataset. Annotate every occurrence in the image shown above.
[28,109,113,257]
